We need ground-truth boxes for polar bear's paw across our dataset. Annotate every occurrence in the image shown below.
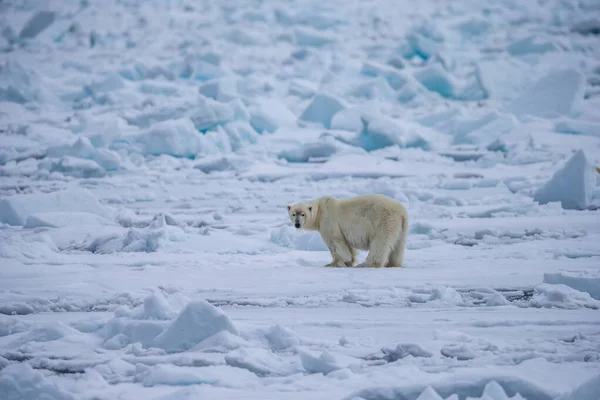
[356,261,383,268]
[325,260,348,267]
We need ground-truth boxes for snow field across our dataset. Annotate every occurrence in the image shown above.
[1,0,600,399]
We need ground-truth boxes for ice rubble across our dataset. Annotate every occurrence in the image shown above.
[505,69,586,119]
[0,363,75,400]
[86,213,185,254]
[533,150,597,210]
[2,0,600,398]
[0,61,45,104]
[299,348,359,375]
[153,300,239,353]
[248,98,297,133]
[23,211,117,229]
[98,291,333,379]
[530,283,600,310]
[543,272,600,300]
[19,11,56,41]
[135,118,208,158]
[198,78,239,102]
[402,23,445,60]
[507,35,559,57]
[103,293,239,351]
[294,27,336,47]
[555,118,600,137]
[0,188,114,226]
[277,134,365,163]
[347,376,556,400]
[299,92,346,128]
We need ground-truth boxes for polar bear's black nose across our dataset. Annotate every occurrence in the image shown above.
[295,222,301,228]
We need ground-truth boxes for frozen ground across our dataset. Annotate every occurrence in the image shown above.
[1,0,600,399]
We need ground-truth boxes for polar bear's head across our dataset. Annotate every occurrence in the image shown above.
[287,203,314,229]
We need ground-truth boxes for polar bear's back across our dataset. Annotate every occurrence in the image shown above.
[338,194,406,218]
[329,194,407,250]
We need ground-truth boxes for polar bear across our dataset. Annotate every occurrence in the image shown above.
[287,194,408,268]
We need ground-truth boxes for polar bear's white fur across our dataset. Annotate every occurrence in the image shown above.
[287,194,408,268]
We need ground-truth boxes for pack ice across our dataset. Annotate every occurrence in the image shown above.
[1,0,600,399]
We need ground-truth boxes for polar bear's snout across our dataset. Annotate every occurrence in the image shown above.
[294,218,301,229]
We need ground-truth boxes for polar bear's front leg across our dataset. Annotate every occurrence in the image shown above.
[320,228,355,267]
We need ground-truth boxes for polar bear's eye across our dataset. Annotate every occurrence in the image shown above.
[292,213,296,216]
[301,213,305,217]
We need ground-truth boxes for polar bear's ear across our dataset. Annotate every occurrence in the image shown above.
[287,205,291,211]
[308,206,313,212]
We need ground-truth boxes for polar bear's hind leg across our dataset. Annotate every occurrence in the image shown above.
[387,217,407,267]
[357,229,396,268]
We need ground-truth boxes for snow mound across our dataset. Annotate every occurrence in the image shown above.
[428,287,464,306]
[0,363,75,400]
[299,92,346,128]
[506,69,585,119]
[544,272,600,300]
[258,324,300,351]
[153,300,239,353]
[249,98,297,133]
[24,211,117,229]
[556,374,600,400]
[530,283,599,310]
[103,319,167,350]
[0,188,114,226]
[533,150,596,210]
[87,214,185,253]
[270,226,329,251]
[118,291,188,320]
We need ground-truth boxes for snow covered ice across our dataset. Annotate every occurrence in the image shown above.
[1,0,600,399]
